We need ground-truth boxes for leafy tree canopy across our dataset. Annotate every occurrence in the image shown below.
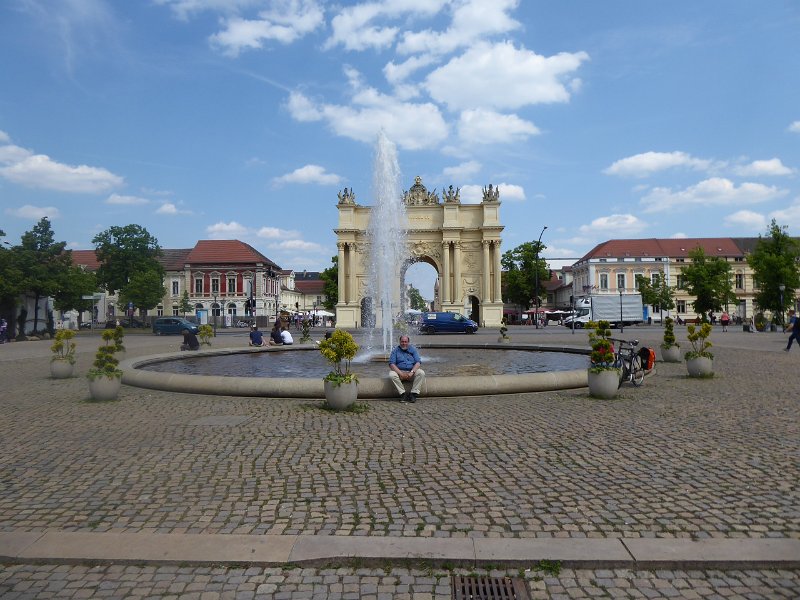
[53,266,98,316]
[93,225,164,295]
[501,240,549,309]
[179,290,193,317]
[407,284,427,311]
[119,266,166,312]
[680,247,736,319]
[636,274,675,314]
[321,255,338,310]
[747,219,800,315]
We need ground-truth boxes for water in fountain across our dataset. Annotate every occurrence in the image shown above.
[366,132,409,354]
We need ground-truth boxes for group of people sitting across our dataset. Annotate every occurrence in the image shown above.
[249,323,293,347]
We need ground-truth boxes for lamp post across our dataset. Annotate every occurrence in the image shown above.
[619,288,624,333]
[779,284,786,329]
[213,294,217,336]
[534,225,547,329]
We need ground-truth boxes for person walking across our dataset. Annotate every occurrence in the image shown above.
[785,309,799,351]
[388,335,425,403]
[720,311,730,332]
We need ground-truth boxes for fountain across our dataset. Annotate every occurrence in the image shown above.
[365,132,408,354]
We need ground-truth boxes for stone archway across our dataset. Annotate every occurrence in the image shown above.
[334,177,505,328]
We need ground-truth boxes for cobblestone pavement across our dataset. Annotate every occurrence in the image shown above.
[1,326,798,596]
[2,563,799,599]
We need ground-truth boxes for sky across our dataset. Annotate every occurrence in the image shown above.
[1,0,799,300]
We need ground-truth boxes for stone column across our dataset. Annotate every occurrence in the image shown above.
[453,242,462,306]
[349,244,358,306]
[482,240,491,302]
[337,243,346,304]
[442,241,451,304]
[493,240,502,303]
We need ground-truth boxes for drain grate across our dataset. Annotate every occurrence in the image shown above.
[451,576,531,600]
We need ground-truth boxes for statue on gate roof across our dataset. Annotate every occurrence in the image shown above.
[403,176,440,205]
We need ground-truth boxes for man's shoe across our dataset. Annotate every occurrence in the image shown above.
[400,392,410,403]
[785,347,791,352]
[409,393,418,403]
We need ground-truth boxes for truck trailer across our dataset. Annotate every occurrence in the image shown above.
[563,294,644,328]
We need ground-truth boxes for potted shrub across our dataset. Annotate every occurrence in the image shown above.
[198,324,213,346]
[587,320,619,399]
[87,326,125,401]
[498,320,511,343]
[50,329,77,379]
[685,322,713,377]
[318,329,359,410]
[660,317,681,362]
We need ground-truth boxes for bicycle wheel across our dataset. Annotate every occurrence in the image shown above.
[617,359,627,388]
[631,355,645,386]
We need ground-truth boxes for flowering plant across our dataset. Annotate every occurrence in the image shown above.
[318,329,359,386]
[51,329,77,364]
[588,320,618,373]
[685,322,713,360]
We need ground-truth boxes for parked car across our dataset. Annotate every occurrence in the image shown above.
[418,311,478,334]
[106,318,145,329]
[152,317,200,335]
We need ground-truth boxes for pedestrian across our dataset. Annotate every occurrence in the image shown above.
[720,311,730,332]
[280,327,294,345]
[249,324,267,347]
[388,334,425,403]
[785,309,799,351]
[0,317,6,343]
[269,322,283,346]
[180,329,200,351]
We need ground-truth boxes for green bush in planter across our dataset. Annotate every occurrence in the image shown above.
[318,329,359,386]
[661,317,679,350]
[51,329,77,364]
[685,322,713,360]
[87,326,125,381]
[588,320,618,373]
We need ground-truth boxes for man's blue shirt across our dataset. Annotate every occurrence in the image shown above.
[250,330,264,345]
[389,344,421,371]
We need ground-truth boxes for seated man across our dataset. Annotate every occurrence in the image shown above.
[388,334,425,403]
[249,324,267,347]
[280,327,294,345]
[269,323,283,346]
[180,329,200,351]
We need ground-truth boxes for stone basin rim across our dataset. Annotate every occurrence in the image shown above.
[120,343,590,399]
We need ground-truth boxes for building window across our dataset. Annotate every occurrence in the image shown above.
[171,281,179,295]
[617,273,626,291]
[753,276,760,290]
[676,275,685,289]
[211,303,221,317]
[194,278,203,294]
[677,300,686,313]
[172,306,179,316]
[157,305,163,316]
[599,273,609,290]
[651,273,660,286]
[211,278,220,294]
[735,274,744,289]
[228,277,236,294]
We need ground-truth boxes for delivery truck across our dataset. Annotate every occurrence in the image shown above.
[563,293,644,328]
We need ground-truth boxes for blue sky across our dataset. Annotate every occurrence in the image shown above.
[1,0,798,299]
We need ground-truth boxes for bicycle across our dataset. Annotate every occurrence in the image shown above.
[610,338,644,388]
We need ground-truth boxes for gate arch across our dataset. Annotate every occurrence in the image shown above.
[334,177,505,328]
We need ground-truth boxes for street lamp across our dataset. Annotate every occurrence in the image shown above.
[213,294,217,336]
[779,284,786,329]
[534,225,547,329]
[619,288,624,333]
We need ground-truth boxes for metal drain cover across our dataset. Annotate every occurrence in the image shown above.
[452,576,531,600]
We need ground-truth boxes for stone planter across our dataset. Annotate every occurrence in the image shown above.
[686,356,713,378]
[88,376,122,401]
[660,345,681,363]
[587,369,619,399]
[323,379,358,411]
[50,359,75,379]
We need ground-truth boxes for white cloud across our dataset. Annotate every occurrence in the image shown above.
[0,130,9,143]
[207,221,249,238]
[457,108,539,145]
[0,152,123,193]
[273,164,343,185]
[578,214,647,235]
[106,193,150,205]
[270,239,324,251]
[459,185,483,203]
[670,232,688,239]
[0,143,33,165]
[733,158,793,177]
[641,177,788,213]
[383,55,437,85]
[459,182,524,203]
[156,0,277,21]
[257,226,301,239]
[155,202,191,215]
[209,1,324,56]
[604,151,711,177]
[723,210,767,231]
[788,121,800,133]
[442,160,481,180]
[770,199,800,224]
[5,204,61,220]
[287,85,448,151]
[424,42,588,111]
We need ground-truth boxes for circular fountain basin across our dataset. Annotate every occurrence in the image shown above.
[121,343,589,399]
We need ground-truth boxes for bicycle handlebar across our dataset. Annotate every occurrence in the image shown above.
[609,338,639,347]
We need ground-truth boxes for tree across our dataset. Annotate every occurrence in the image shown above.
[747,219,800,319]
[320,255,338,310]
[179,290,192,317]
[16,218,73,333]
[501,241,549,310]
[53,266,98,324]
[93,225,164,296]
[636,274,675,318]
[680,247,736,320]
[0,230,25,327]
[407,284,427,311]
[119,266,166,312]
